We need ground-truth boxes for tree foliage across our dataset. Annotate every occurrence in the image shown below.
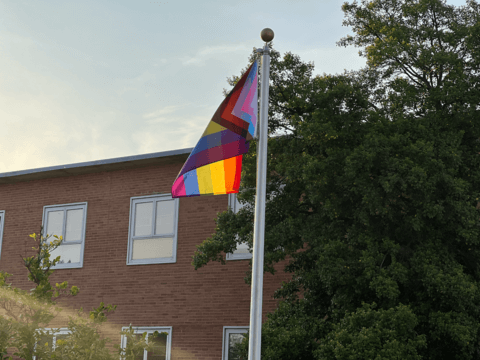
[193,0,480,358]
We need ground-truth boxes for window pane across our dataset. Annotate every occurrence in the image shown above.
[132,334,145,360]
[132,238,173,260]
[50,244,81,264]
[37,334,53,350]
[233,242,250,254]
[147,333,167,360]
[65,209,83,242]
[228,333,245,360]
[234,196,246,213]
[135,202,153,237]
[54,334,69,349]
[47,211,64,238]
[155,201,174,235]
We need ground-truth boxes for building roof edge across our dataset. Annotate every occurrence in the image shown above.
[0,147,193,184]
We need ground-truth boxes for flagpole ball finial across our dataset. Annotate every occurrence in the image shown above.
[260,28,274,42]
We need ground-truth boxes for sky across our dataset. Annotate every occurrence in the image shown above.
[0,0,468,173]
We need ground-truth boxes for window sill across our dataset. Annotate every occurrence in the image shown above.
[51,262,83,269]
[126,257,177,265]
[226,253,252,261]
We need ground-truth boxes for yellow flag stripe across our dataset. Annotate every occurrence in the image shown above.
[210,160,226,195]
[197,164,214,195]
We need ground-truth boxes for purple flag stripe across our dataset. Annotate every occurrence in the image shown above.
[189,129,242,157]
[177,140,249,179]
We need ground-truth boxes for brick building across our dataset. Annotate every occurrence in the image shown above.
[0,148,288,360]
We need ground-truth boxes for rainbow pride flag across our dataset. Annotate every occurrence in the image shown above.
[172,61,258,197]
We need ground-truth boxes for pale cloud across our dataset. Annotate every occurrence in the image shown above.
[143,105,182,119]
[0,45,137,172]
[132,109,214,154]
[181,43,251,66]
[131,121,199,154]
[153,59,168,67]
[114,70,159,95]
[0,95,81,172]
[6,28,109,69]
[0,89,133,172]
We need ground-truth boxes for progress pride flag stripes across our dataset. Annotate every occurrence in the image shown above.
[172,61,258,197]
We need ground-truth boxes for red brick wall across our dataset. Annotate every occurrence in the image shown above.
[0,161,290,359]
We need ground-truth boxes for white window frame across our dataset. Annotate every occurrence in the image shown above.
[34,328,70,359]
[42,202,88,269]
[222,326,249,360]
[0,210,4,261]
[127,194,179,265]
[226,194,252,260]
[120,326,172,360]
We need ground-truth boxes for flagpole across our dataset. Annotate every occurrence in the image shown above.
[248,28,274,360]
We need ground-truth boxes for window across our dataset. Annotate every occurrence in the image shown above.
[120,326,172,360]
[222,326,248,360]
[37,328,70,349]
[226,194,252,260]
[42,202,87,269]
[0,210,4,260]
[34,328,70,359]
[127,194,179,265]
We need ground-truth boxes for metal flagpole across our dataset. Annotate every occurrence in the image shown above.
[248,28,274,360]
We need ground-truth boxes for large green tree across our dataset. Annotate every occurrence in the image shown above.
[193,0,480,358]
